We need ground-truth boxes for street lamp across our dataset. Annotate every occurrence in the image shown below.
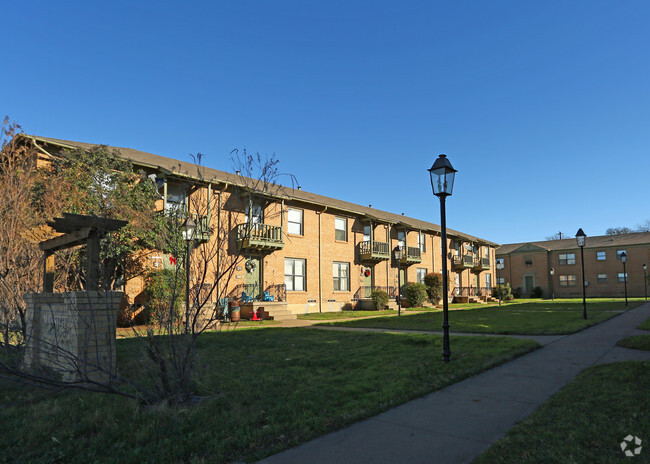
[429,154,456,363]
[183,216,197,333]
[549,267,555,301]
[394,247,404,317]
[621,251,628,306]
[496,260,503,306]
[576,228,587,319]
[643,263,648,301]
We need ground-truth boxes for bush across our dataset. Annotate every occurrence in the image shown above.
[370,290,390,310]
[492,283,514,301]
[423,273,443,303]
[532,286,543,298]
[403,282,428,308]
[143,269,185,324]
[511,287,522,299]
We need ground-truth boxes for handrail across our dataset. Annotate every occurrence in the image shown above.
[236,223,283,243]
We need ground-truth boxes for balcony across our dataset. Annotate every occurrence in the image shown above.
[400,246,422,264]
[473,257,491,272]
[193,214,211,242]
[235,223,284,251]
[452,254,474,271]
[359,240,390,261]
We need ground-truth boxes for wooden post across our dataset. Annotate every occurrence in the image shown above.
[44,251,55,293]
[86,232,100,291]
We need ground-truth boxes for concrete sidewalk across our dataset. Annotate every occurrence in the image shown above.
[259,303,650,464]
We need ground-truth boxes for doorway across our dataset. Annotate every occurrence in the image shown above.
[363,267,373,297]
[245,256,262,299]
[523,274,535,295]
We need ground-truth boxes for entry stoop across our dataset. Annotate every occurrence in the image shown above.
[240,302,296,321]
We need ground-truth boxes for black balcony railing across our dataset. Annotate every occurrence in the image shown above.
[359,240,390,261]
[228,283,286,302]
[354,286,398,299]
[235,223,284,251]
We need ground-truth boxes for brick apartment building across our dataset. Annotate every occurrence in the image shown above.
[24,135,498,315]
[496,233,650,298]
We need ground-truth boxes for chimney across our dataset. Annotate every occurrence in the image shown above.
[297,186,301,190]
[236,170,241,176]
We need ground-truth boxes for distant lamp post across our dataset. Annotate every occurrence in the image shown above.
[549,267,555,301]
[183,216,197,333]
[576,228,587,319]
[429,154,457,363]
[496,260,503,306]
[394,247,404,317]
[621,251,628,306]
[643,263,648,301]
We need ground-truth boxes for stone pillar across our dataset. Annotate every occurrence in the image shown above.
[23,291,121,383]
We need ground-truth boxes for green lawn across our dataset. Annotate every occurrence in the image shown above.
[0,329,538,464]
[321,299,643,335]
[638,316,650,331]
[617,334,650,351]
[297,309,397,320]
[473,361,650,463]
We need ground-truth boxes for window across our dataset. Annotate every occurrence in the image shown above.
[166,183,187,212]
[597,251,606,261]
[524,255,533,266]
[496,258,505,269]
[418,232,426,252]
[559,275,576,286]
[363,224,371,242]
[398,230,406,249]
[597,274,607,283]
[484,247,490,258]
[417,268,427,284]
[335,217,347,241]
[333,262,350,291]
[285,258,306,291]
[617,250,627,260]
[618,272,628,282]
[485,273,492,290]
[497,277,505,285]
[287,208,303,235]
[245,201,262,224]
[559,253,576,265]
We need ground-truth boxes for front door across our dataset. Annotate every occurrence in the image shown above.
[523,275,535,295]
[399,268,406,295]
[363,267,373,297]
[245,256,261,299]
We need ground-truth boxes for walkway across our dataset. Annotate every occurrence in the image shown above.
[259,303,650,464]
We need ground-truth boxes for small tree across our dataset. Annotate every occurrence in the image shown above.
[142,269,186,325]
[370,289,389,310]
[423,273,443,303]
[403,282,427,308]
[492,283,513,301]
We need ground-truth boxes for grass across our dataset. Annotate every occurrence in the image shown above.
[321,299,643,335]
[473,361,650,463]
[116,320,282,338]
[617,335,650,351]
[297,310,397,320]
[638,316,650,331]
[0,329,538,463]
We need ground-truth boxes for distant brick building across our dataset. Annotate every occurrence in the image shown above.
[25,135,498,314]
[496,233,650,298]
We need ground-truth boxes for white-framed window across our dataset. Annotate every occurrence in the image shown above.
[618,272,628,282]
[335,217,347,242]
[287,208,303,235]
[333,262,350,291]
[617,250,627,260]
[497,277,505,285]
[559,253,576,265]
[485,273,492,289]
[597,251,606,261]
[245,200,262,224]
[597,274,607,283]
[418,232,426,253]
[285,258,306,291]
[559,275,576,286]
[484,247,490,258]
[398,230,406,249]
[416,268,427,284]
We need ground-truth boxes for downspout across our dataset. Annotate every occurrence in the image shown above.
[317,206,327,312]
[385,224,389,292]
[216,182,228,299]
[163,178,168,211]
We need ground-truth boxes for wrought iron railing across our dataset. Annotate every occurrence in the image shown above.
[354,286,398,299]
[455,286,493,297]
[265,284,286,302]
[227,283,286,302]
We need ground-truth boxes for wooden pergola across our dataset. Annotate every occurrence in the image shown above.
[39,213,128,292]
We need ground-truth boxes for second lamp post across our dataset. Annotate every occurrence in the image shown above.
[429,154,456,363]
[576,228,587,320]
[621,251,628,305]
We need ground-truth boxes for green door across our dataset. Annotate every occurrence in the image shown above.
[524,275,535,295]
[245,256,261,299]
[363,267,373,297]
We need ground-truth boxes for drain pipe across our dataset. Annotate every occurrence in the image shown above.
[317,206,327,312]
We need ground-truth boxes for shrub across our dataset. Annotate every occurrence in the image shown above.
[511,286,522,299]
[370,290,390,310]
[492,283,513,301]
[403,282,428,308]
[423,273,443,302]
[532,286,543,298]
[143,269,185,324]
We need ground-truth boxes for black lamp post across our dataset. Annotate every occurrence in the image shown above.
[576,228,587,320]
[429,154,456,363]
[549,267,555,301]
[183,216,197,333]
[496,260,503,306]
[643,264,648,301]
[621,251,628,306]
[394,247,404,317]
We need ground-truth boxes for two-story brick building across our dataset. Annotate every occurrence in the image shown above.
[496,233,650,298]
[25,135,498,314]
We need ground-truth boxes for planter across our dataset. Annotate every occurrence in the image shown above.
[230,307,241,322]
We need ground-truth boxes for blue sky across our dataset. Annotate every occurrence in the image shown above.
[4,1,649,244]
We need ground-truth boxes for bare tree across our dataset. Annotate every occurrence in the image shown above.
[605,227,634,235]
[545,231,566,241]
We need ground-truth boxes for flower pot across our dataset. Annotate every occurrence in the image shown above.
[230,307,240,322]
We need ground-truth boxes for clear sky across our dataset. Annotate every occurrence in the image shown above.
[4,1,649,244]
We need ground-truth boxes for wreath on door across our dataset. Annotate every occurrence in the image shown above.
[245,259,257,273]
